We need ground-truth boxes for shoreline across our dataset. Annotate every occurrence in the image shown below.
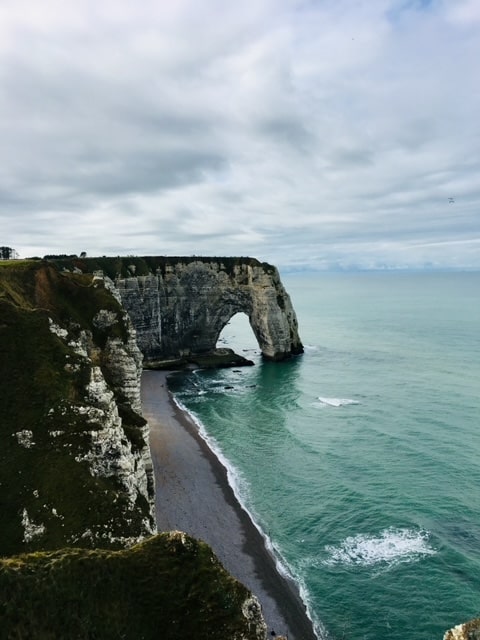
[141,369,318,640]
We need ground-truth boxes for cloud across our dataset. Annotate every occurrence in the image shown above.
[0,0,479,270]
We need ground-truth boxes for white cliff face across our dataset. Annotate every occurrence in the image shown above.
[241,595,268,640]
[246,263,302,360]
[116,259,303,364]
[75,366,152,513]
[42,289,156,547]
[102,333,143,413]
[21,509,46,543]
[81,307,155,531]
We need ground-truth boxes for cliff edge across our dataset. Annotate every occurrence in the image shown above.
[48,255,304,366]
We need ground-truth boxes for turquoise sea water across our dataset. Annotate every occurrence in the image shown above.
[167,272,480,640]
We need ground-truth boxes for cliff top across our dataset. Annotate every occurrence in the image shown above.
[30,255,277,279]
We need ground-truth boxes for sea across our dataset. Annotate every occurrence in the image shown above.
[166,271,480,640]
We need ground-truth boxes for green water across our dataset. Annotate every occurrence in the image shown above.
[168,272,480,639]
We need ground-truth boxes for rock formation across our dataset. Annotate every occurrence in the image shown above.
[114,257,303,365]
[0,256,303,542]
[444,619,480,640]
[0,263,155,554]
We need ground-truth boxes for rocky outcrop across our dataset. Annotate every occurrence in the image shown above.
[46,299,156,547]
[0,263,155,555]
[445,619,480,640]
[0,256,301,550]
[115,258,303,365]
[0,259,269,640]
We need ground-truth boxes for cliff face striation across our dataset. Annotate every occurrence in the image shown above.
[0,261,155,555]
[116,258,303,365]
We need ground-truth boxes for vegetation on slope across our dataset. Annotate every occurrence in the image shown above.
[0,260,151,555]
[0,532,261,640]
[44,254,276,279]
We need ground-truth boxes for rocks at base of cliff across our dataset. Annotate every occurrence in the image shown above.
[445,619,480,640]
[144,347,255,370]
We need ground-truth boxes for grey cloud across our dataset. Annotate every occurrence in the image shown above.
[255,116,313,153]
[1,0,479,269]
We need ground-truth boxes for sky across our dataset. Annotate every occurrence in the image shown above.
[1,0,479,271]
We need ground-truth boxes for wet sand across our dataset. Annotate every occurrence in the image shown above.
[141,369,317,640]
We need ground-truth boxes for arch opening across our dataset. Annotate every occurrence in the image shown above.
[216,312,260,360]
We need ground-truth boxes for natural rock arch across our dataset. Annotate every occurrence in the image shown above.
[116,258,303,364]
[216,311,255,350]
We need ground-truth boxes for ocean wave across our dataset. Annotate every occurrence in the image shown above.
[316,397,359,407]
[322,527,435,568]
[180,384,250,398]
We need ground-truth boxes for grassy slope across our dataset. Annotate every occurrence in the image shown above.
[0,532,256,640]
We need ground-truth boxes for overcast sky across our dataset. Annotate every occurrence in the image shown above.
[1,0,479,271]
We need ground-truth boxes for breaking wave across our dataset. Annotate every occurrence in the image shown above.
[317,397,359,407]
[323,528,436,569]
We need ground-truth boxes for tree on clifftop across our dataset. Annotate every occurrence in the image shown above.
[0,247,18,260]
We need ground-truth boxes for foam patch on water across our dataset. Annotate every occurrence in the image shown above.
[323,528,435,568]
[317,397,359,407]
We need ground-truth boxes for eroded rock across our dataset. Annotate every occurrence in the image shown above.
[116,259,303,365]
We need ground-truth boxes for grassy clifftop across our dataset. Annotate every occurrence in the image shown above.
[44,254,276,279]
[0,532,263,640]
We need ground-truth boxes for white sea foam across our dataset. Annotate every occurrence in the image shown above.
[171,394,322,639]
[323,527,435,568]
[317,397,359,407]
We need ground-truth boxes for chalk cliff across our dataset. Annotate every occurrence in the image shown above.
[0,257,472,639]
[0,262,155,554]
[113,257,303,365]
[0,258,271,640]
[1,255,303,542]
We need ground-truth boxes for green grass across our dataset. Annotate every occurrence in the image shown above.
[0,533,259,640]
[45,255,271,279]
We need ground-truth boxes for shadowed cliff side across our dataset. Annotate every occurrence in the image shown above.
[117,259,303,366]
[0,260,155,555]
